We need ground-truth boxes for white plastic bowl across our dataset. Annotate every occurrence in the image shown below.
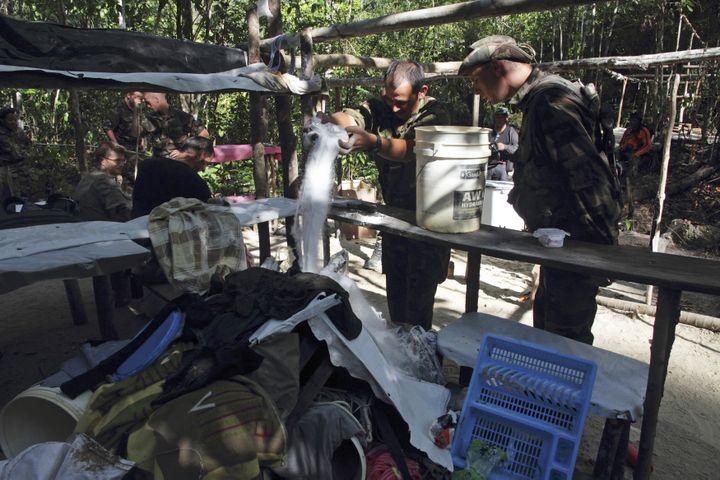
[533,228,570,248]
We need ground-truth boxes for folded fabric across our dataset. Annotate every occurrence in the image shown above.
[148,198,248,294]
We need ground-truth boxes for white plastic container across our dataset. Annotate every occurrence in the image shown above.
[0,385,92,457]
[415,126,492,233]
[481,180,525,231]
[533,228,570,247]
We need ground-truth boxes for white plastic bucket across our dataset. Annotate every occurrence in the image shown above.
[481,180,526,231]
[415,126,492,233]
[0,385,92,457]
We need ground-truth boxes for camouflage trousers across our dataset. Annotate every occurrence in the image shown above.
[382,233,450,330]
[533,266,600,345]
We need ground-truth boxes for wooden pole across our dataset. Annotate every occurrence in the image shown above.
[540,46,720,72]
[247,5,271,262]
[259,0,606,49]
[616,78,627,128]
[635,287,682,480]
[646,73,681,306]
[301,47,720,78]
[472,95,480,127]
[268,0,301,267]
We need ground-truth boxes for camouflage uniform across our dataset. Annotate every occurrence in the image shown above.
[344,97,451,330]
[509,68,621,345]
[145,107,205,158]
[105,99,152,188]
[0,123,31,200]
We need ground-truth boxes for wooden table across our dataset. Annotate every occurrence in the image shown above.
[0,239,150,340]
[329,204,720,480]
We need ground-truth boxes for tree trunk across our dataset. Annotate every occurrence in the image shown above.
[56,0,85,172]
[117,0,127,29]
[635,165,717,201]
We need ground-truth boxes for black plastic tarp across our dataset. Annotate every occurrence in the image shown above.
[0,14,247,74]
[0,15,329,93]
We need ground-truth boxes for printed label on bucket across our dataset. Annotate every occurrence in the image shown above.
[459,166,484,180]
[453,188,484,220]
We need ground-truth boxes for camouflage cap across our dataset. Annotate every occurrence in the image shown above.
[494,106,510,116]
[458,35,535,76]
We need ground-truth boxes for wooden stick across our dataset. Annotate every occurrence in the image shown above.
[646,73,680,305]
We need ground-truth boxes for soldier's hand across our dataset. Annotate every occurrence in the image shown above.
[339,126,373,155]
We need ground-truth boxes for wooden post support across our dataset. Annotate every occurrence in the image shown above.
[593,418,631,480]
[63,279,88,326]
[268,0,301,266]
[635,287,682,480]
[92,275,118,340]
[247,5,271,263]
[465,251,481,313]
[616,78,628,128]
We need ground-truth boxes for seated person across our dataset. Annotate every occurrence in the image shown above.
[73,142,131,222]
[487,107,518,181]
[132,136,214,218]
[618,112,652,177]
[73,142,133,306]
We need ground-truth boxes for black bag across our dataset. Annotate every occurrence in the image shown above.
[0,195,79,230]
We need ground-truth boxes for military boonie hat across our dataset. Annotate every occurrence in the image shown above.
[458,35,535,76]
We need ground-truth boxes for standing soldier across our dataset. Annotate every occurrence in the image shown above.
[143,92,209,159]
[0,107,32,201]
[326,60,451,331]
[460,36,621,345]
[104,91,151,188]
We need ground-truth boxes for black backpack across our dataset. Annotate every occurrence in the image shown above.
[526,75,622,202]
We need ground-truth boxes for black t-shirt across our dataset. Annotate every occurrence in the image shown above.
[132,156,211,218]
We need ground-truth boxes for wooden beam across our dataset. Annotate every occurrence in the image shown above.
[315,47,720,77]
[314,54,460,73]
[541,46,720,71]
[260,0,606,49]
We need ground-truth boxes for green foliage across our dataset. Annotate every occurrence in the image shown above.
[200,161,255,197]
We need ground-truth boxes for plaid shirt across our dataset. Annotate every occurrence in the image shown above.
[148,198,247,293]
[509,68,620,244]
[344,97,450,210]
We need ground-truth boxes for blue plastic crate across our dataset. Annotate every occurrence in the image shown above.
[452,334,597,480]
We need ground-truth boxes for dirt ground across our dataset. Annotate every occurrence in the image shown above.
[0,227,718,479]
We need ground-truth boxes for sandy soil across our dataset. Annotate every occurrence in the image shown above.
[0,227,718,479]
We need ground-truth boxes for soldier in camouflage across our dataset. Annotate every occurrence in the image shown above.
[327,60,451,331]
[143,92,209,159]
[460,36,621,345]
[0,107,32,201]
[104,91,152,188]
